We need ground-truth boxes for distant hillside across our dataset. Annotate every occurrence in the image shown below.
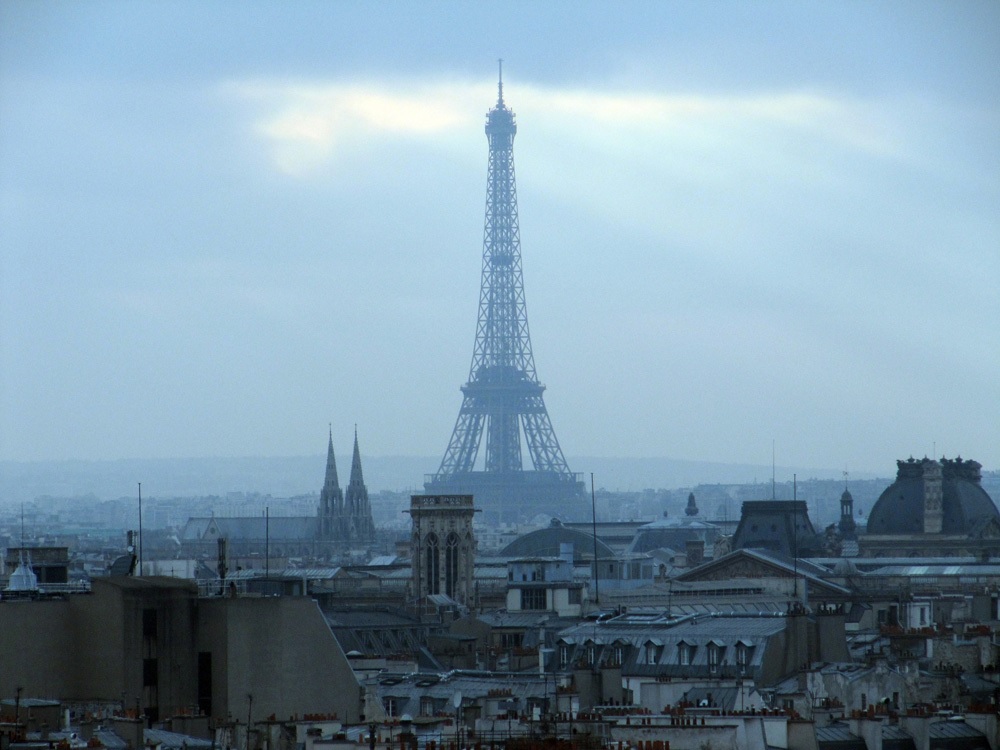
[0,454,880,505]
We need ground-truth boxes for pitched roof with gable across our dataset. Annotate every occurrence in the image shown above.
[674,548,851,596]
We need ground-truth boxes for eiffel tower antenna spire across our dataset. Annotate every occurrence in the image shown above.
[426,69,584,521]
[497,59,504,106]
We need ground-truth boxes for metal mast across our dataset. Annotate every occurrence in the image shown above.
[427,66,583,520]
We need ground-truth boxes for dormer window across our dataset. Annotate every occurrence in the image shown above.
[678,641,695,666]
[420,696,435,716]
[645,642,658,665]
[614,643,625,664]
[707,642,723,674]
[736,640,752,675]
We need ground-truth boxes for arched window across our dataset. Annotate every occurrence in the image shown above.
[445,533,460,598]
[425,533,440,595]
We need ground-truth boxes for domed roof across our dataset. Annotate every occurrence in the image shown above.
[867,457,998,536]
[500,518,615,560]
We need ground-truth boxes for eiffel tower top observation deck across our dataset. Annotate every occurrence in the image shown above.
[426,66,584,521]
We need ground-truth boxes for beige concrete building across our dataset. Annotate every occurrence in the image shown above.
[0,577,362,725]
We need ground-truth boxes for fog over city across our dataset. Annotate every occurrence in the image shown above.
[2,2,997,483]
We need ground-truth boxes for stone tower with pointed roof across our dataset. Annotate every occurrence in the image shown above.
[344,428,376,543]
[318,427,375,545]
[318,427,345,540]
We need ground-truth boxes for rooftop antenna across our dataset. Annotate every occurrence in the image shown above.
[771,440,776,500]
[497,58,504,105]
[591,473,599,607]
[137,482,143,576]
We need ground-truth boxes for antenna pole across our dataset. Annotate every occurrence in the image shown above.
[591,473,599,607]
[137,482,143,576]
[771,440,776,500]
[265,507,270,581]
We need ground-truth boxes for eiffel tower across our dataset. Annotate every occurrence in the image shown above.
[425,67,584,521]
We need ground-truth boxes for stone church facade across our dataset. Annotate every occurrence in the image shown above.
[409,495,476,606]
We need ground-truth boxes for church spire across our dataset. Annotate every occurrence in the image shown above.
[349,425,365,488]
[344,426,375,543]
[318,424,345,542]
[324,424,340,490]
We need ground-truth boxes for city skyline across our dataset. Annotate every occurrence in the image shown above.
[1,2,997,474]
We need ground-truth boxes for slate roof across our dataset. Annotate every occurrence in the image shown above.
[674,548,851,596]
[501,521,616,559]
[556,612,786,681]
[376,671,549,719]
[815,723,866,749]
[144,729,214,749]
[180,516,318,542]
[929,718,990,744]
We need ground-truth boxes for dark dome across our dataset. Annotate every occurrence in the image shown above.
[500,518,615,560]
[867,457,998,536]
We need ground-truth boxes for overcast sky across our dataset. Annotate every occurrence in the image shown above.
[1,1,997,476]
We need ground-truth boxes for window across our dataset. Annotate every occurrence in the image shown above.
[197,652,212,717]
[559,644,569,667]
[425,534,440,595]
[521,588,547,610]
[678,643,694,666]
[708,645,721,674]
[568,588,582,605]
[143,658,158,687]
[500,632,523,649]
[736,644,749,675]
[384,697,398,717]
[587,644,597,665]
[646,643,657,665]
[445,533,459,598]
[613,644,624,664]
[420,696,435,717]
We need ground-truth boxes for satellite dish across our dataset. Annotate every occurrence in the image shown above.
[452,691,462,708]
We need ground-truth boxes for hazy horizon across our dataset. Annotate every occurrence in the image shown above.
[2,2,997,473]
[1,452,892,505]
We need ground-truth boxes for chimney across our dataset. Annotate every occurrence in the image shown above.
[685,539,705,567]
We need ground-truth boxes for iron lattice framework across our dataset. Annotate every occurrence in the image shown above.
[427,72,583,519]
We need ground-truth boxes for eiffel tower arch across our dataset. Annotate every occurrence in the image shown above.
[425,68,585,522]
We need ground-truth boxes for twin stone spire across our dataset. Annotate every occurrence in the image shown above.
[319,426,375,544]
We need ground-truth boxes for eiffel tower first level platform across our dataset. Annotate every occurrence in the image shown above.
[425,66,585,522]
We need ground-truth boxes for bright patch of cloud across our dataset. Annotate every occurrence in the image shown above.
[227,78,907,178]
